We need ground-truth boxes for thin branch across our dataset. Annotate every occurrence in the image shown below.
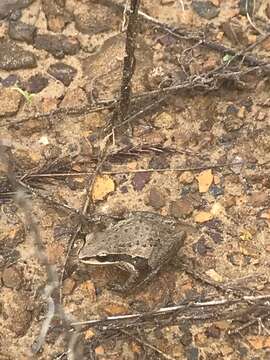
[112,0,141,131]
[71,294,270,328]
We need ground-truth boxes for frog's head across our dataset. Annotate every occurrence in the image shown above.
[79,233,122,265]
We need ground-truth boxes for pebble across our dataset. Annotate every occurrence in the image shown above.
[192,1,219,19]
[0,40,37,70]
[42,0,71,33]
[194,211,213,223]
[2,266,22,289]
[34,34,80,58]
[193,238,209,256]
[8,20,36,44]
[0,0,34,20]
[0,87,21,116]
[179,171,194,184]
[1,73,20,87]
[24,73,48,93]
[74,2,117,34]
[132,172,151,191]
[148,187,166,209]
[169,198,194,218]
[48,62,77,86]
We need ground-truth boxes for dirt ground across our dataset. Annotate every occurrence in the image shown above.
[1,0,270,359]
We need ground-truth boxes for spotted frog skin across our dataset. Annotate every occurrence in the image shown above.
[79,212,187,292]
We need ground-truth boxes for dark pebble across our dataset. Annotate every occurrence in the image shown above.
[132,172,151,191]
[34,34,80,58]
[192,1,219,19]
[0,40,37,70]
[0,0,34,20]
[193,238,210,256]
[207,229,223,244]
[24,73,48,93]
[8,20,36,44]
[47,62,77,86]
[148,187,166,209]
[2,266,22,289]
[1,73,20,87]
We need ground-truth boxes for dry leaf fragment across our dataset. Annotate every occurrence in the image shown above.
[194,211,213,223]
[197,169,213,192]
[92,175,115,201]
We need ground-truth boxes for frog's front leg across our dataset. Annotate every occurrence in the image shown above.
[111,261,140,292]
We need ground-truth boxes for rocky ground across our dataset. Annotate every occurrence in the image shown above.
[1,0,270,359]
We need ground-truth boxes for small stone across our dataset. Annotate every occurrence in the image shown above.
[34,34,80,58]
[62,278,76,296]
[192,1,219,19]
[179,171,194,184]
[8,21,36,44]
[24,73,48,93]
[74,2,117,34]
[193,238,209,256]
[42,0,71,32]
[2,266,22,289]
[0,40,37,70]
[196,169,213,193]
[0,88,21,116]
[169,198,194,218]
[148,187,166,209]
[1,73,20,87]
[194,211,213,223]
[47,62,77,86]
[132,172,151,191]
[153,112,175,129]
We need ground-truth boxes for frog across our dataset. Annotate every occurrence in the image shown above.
[79,211,188,292]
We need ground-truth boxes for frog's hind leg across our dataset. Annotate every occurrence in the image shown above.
[136,231,186,290]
